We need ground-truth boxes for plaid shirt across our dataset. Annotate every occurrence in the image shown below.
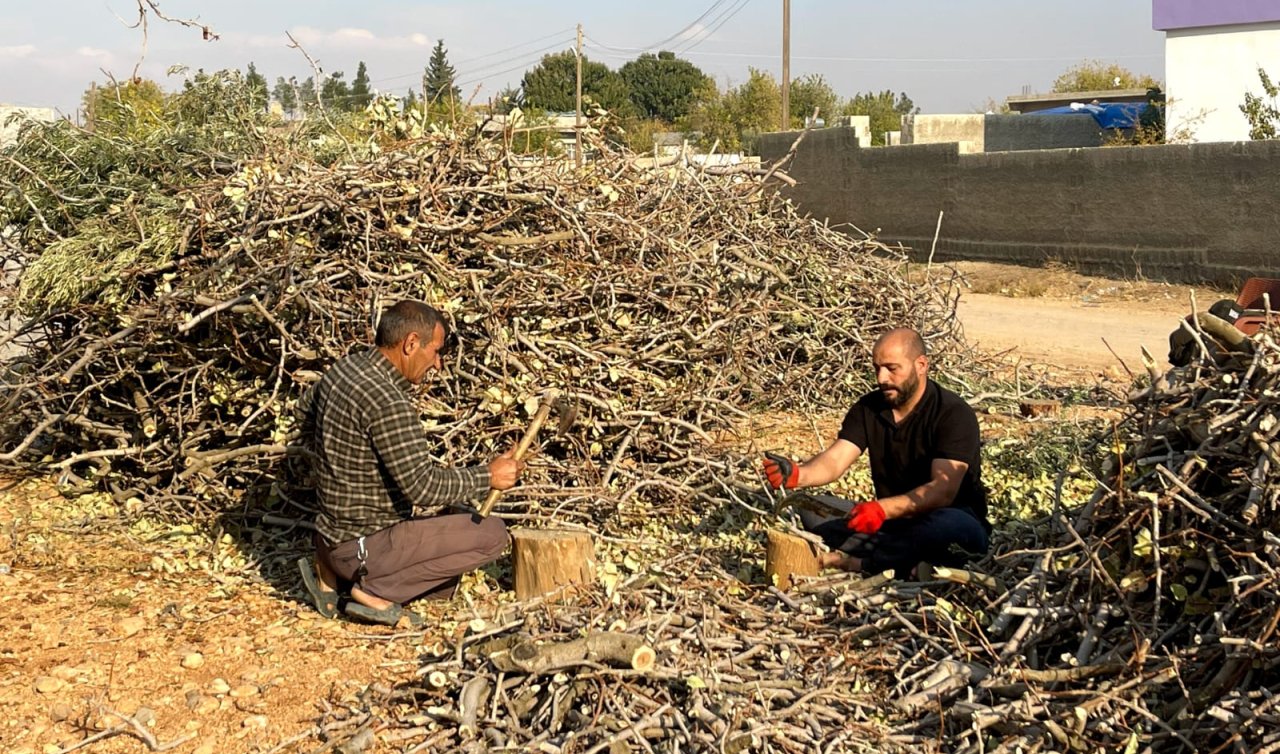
[297,347,490,544]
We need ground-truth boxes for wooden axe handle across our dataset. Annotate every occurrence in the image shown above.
[477,395,556,517]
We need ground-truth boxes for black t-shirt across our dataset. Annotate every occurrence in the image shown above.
[838,379,989,525]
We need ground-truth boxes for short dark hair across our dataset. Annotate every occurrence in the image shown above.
[375,301,447,348]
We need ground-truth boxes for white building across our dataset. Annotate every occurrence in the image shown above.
[0,105,56,147]
[1155,0,1280,142]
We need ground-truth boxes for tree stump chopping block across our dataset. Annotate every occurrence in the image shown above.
[765,529,820,590]
[511,528,597,601]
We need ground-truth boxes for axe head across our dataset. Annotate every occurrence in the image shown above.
[552,394,580,436]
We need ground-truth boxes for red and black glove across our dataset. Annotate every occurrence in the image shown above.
[846,500,886,534]
[762,452,799,491]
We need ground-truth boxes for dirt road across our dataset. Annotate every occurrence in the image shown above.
[948,262,1228,378]
[958,292,1183,376]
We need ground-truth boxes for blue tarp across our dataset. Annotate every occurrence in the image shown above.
[1033,102,1144,129]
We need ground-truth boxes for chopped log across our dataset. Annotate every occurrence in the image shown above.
[480,631,655,675]
[1018,399,1061,418]
[511,528,596,601]
[765,528,819,590]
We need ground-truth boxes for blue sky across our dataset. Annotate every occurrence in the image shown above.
[1,1,1165,118]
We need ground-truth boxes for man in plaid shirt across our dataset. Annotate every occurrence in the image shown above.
[296,301,524,625]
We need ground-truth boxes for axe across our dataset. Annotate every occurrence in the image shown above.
[477,390,580,517]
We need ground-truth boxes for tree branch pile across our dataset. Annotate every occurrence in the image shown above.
[0,101,982,521]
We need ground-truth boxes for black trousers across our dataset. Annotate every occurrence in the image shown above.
[798,495,989,577]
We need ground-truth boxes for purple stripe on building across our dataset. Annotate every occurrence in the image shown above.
[1153,0,1280,30]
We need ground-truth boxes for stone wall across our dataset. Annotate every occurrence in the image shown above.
[760,127,1280,286]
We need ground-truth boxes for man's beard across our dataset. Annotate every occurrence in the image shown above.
[881,371,919,408]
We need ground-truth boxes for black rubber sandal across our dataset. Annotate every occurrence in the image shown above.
[343,601,425,628]
[297,556,338,619]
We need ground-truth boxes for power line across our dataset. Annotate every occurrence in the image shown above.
[673,0,753,54]
[587,0,734,53]
[454,41,576,92]
[457,38,575,81]
[453,27,577,67]
[584,45,1161,65]
[366,27,577,88]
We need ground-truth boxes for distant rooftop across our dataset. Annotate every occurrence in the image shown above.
[1004,88,1150,114]
[1153,0,1280,31]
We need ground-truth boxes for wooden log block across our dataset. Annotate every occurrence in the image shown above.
[1018,399,1061,418]
[511,528,596,601]
[765,528,819,590]
[479,631,655,675]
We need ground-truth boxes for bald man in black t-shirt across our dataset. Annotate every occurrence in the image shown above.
[762,328,991,577]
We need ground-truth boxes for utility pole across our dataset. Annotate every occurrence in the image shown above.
[575,23,584,169]
[781,0,790,131]
[87,82,97,133]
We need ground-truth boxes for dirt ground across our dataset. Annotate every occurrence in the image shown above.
[0,261,1238,754]
[950,260,1233,381]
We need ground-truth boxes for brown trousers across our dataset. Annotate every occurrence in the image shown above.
[317,514,509,604]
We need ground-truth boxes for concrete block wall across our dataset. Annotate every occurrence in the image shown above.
[760,126,1280,286]
[982,113,1110,152]
[902,114,985,152]
[829,115,872,147]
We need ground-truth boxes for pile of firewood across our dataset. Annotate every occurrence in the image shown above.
[319,319,1278,754]
[0,117,982,523]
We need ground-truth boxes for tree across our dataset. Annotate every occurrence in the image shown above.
[273,76,298,116]
[685,68,780,153]
[424,40,460,104]
[1137,86,1166,143]
[493,85,522,114]
[618,51,712,122]
[1242,67,1280,140]
[320,71,350,111]
[521,51,634,116]
[82,78,166,136]
[842,90,918,146]
[403,88,418,110]
[245,62,269,112]
[729,69,781,138]
[297,76,319,110]
[788,73,839,128]
[350,61,373,110]
[1052,59,1160,92]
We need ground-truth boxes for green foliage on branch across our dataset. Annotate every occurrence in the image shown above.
[1242,67,1280,140]
[3,69,272,252]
